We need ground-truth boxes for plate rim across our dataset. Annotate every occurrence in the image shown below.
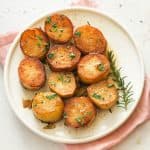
[4,6,145,144]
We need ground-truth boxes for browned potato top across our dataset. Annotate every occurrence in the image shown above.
[48,72,76,98]
[87,80,118,109]
[32,92,64,123]
[73,25,107,54]
[47,45,81,71]
[44,14,73,43]
[20,28,49,59]
[18,57,46,90]
[78,54,110,84]
[64,97,96,128]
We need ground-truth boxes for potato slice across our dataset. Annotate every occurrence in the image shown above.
[87,80,118,109]
[20,28,49,59]
[48,72,76,98]
[64,97,96,128]
[44,14,73,43]
[47,45,81,71]
[32,92,64,123]
[78,54,110,84]
[18,57,46,90]
[74,25,107,54]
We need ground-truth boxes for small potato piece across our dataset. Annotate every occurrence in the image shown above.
[87,80,118,109]
[18,57,46,90]
[48,72,76,98]
[64,97,96,128]
[44,14,73,43]
[74,25,107,54]
[32,92,64,123]
[20,28,49,59]
[47,45,81,71]
[78,54,110,84]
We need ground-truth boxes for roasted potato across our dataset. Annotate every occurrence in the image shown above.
[87,80,118,109]
[20,28,49,59]
[44,14,73,43]
[73,25,107,54]
[18,57,46,90]
[77,54,110,84]
[64,97,96,128]
[48,72,76,98]
[32,92,64,123]
[47,45,81,71]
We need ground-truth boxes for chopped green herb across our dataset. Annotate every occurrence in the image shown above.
[69,53,76,60]
[107,83,114,88]
[75,31,81,37]
[92,93,101,99]
[97,63,105,71]
[60,29,64,32]
[75,116,84,126]
[58,74,71,83]
[43,123,55,129]
[44,42,50,51]
[87,21,90,25]
[86,111,92,116]
[33,104,37,107]
[46,16,51,24]
[46,93,57,100]
[48,53,54,59]
[36,35,43,41]
[52,23,58,32]
[37,42,41,47]
[49,81,56,87]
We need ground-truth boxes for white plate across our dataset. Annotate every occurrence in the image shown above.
[4,7,144,144]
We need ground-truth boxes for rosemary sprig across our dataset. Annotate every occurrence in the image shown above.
[107,50,134,110]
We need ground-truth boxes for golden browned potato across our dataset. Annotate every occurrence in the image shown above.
[48,72,76,98]
[64,97,96,128]
[32,92,64,123]
[87,80,118,109]
[18,57,46,90]
[44,14,73,43]
[73,25,107,54]
[47,45,81,71]
[77,54,110,84]
[20,28,49,59]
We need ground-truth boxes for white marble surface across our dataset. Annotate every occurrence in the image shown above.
[0,0,150,149]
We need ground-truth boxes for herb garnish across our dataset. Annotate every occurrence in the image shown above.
[69,53,76,60]
[36,35,43,41]
[44,42,50,51]
[87,21,90,25]
[75,31,81,37]
[92,93,101,99]
[36,35,43,47]
[97,63,105,71]
[52,23,58,32]
[60,29,64,32]
[107,50,134,110]
[46,16,51,24]
[58,74,71,83]
[107,83,114,88]
[75,116,84,126]
[46,93,57,100]
[43,123,55,129]
[48,53,54,59]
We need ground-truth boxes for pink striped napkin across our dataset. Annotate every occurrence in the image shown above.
[0,1,150,150]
